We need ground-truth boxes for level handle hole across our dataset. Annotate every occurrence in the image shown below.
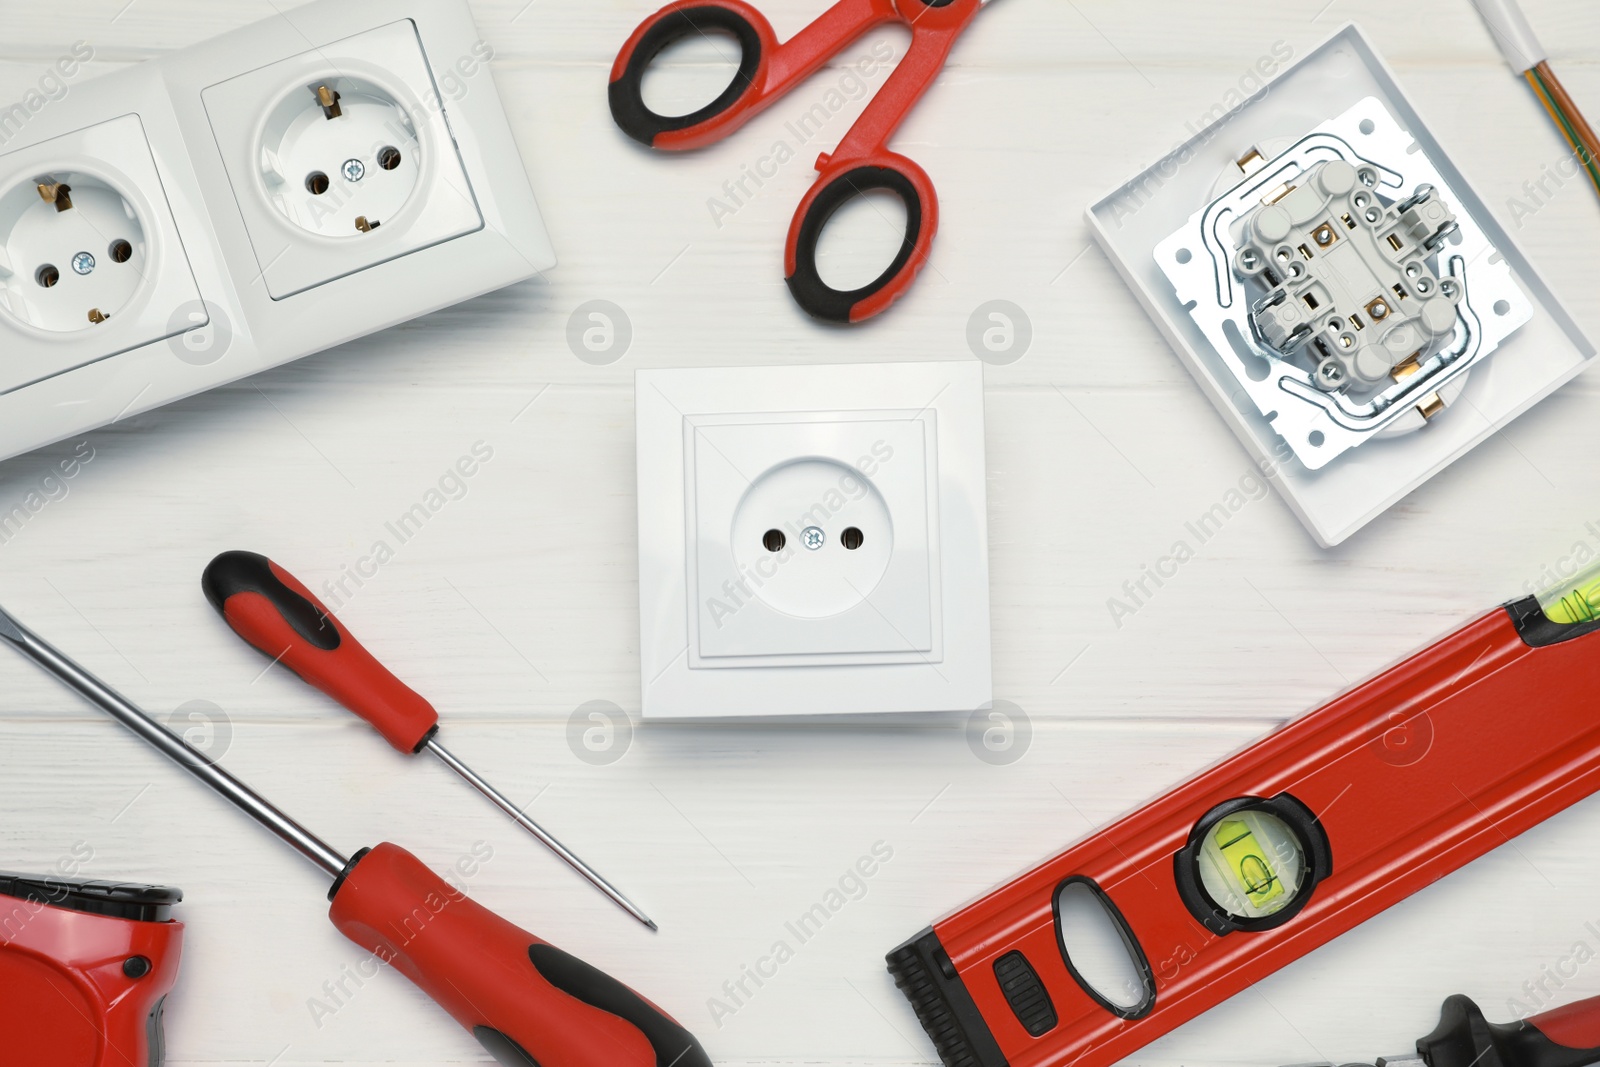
[1053,878,1155,1018]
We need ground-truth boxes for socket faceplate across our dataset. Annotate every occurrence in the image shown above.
[0,114,202,393]
[637,362,991,720]
[689,412,938,665]
[202,20,483,299]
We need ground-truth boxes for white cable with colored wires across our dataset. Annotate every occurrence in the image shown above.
[1469,0,1600,200]
[1470,0,1547,73]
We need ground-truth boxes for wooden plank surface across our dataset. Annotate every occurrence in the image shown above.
[1,0,1599,1064]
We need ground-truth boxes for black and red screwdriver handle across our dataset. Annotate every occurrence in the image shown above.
[330,843,709,1067]
[1418,994,1600,1067]
[609,0,985,323]
[201,551,438,754]
[195,560,711,1063]
[0,584,707,1067]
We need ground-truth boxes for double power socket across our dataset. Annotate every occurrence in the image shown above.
[0,0,554,463]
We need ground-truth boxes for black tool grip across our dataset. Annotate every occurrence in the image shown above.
[609,0,769,148]
[885,928,1007,1067]
[1419,994,1600,1067]
[330,843,710,1067]
[528,944,711,1067]
[785,159,936,324]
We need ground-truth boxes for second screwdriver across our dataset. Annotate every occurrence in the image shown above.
[201,550,655,931]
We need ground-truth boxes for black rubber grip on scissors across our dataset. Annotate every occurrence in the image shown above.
[786,166,926,324]
[610,6,765,147]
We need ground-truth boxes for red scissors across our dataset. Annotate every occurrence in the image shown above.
[610,0,992,324]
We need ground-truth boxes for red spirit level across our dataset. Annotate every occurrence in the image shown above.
[0,872,183,1067]
[889,571,1600,1067]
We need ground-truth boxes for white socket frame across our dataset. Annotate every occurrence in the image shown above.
[0,114,203,390]
[0,0,553,464]
[201,20,484,299]
[1087,24,1595,547]
[636,362,993,720]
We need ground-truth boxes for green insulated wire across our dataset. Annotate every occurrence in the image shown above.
[1527,65,1600,195]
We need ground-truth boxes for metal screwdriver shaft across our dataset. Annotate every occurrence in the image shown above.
[0,604,653,927]
[0,601,711,1067]
[424,738,656,931]
[0,604,350,879]
[199,551,657,931]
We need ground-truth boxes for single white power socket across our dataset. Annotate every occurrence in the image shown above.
[637,362,991,719]
[689,412,937,664]
[201,19,484,299]
[0,0,554,464]
[0,115,203,391]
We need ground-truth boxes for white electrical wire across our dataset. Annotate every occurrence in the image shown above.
[1469,0,1549,74]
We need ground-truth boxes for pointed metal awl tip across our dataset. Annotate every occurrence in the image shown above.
[423,736,658,930]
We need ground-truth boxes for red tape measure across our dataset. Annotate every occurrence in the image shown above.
[0,872,183,1067]
[889,597,1600,1067]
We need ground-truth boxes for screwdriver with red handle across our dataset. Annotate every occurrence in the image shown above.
[200,550,655,931]
[0,601,711,1067]
[1286,993,1600,1067]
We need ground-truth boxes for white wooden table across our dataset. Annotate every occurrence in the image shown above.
[2,1,1599,1064]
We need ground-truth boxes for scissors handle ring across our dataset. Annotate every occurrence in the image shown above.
[609,1,776,149]
[785,154,937,324]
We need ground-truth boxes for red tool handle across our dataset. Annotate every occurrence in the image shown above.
[1417,994,1600,1067]
[1529,997,1600,1053]
[201,551,438,754]
[609,0,984,323]
[329,843,710,1067]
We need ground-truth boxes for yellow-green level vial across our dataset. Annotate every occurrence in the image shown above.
[1539,561,1600,625]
